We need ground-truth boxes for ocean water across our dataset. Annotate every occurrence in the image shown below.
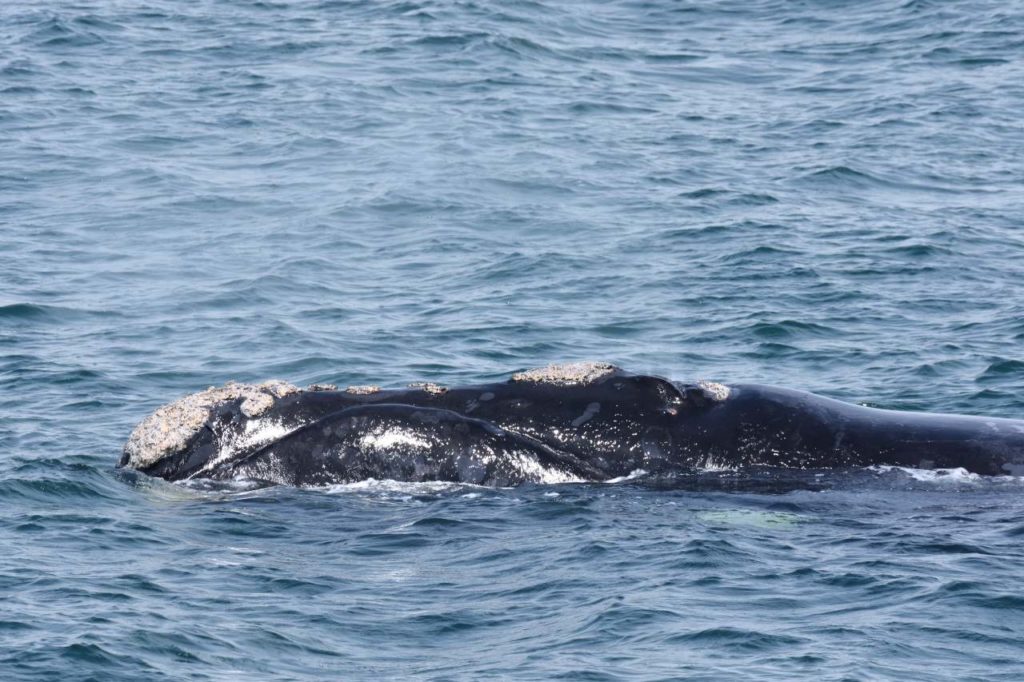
[3,0,1024,678]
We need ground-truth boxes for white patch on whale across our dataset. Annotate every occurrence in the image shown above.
[697,455,736,472]
[359,428,431,451]
[571,402,601,427]
[510,453,585,484]
[196,417,303,476]
[696,380,731,402]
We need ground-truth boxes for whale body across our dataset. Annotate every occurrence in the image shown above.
[120,362,1024,486]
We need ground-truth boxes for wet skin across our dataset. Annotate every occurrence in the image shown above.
[122,367,1024,486]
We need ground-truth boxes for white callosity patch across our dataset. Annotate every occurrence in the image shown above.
[697,380,731,402]
[345,385,381,395]
[306,383,338,392]
[407,382,448,394]
[511,361,618,386]
[123,380,299,470]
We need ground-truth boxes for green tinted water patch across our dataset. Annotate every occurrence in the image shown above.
[696,509,806,529]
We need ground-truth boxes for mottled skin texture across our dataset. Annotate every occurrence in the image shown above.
[121,366,1024,486]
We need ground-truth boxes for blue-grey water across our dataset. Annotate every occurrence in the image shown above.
[3,0,1024,679]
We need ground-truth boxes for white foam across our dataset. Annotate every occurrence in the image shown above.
[512,452,586,484]
[323,478,471,495]
[605,468,648,483]
[179,477,266,493]
[868,465,1024,484]
[868,465,987,483]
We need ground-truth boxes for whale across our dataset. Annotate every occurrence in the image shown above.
[119,362,1024,486]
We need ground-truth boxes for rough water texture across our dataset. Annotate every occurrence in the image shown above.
[3,0,1024,679]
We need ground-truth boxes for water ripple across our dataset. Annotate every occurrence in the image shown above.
[4,0,1024,678]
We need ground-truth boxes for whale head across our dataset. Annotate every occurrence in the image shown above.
[120,380,302,480]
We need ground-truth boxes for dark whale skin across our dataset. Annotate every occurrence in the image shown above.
[122,367,1024,485]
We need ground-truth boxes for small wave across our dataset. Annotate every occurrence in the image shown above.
[409,32,489,48]
[882,243,952,257]
[0,303,121,324]
[680,187,728,199]
[644,52,703,63]
[0,467,123,504]
[748,319,838,340]
[729,192,779,206]
[800,165,885,188]
[867,465,1022,485]
[977,359,1024,382]
[663,627,807,651]
[0,303,56,320]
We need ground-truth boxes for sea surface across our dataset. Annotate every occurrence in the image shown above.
[3,0,1024,679]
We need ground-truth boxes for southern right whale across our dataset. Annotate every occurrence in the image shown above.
[119,362,1024,486]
